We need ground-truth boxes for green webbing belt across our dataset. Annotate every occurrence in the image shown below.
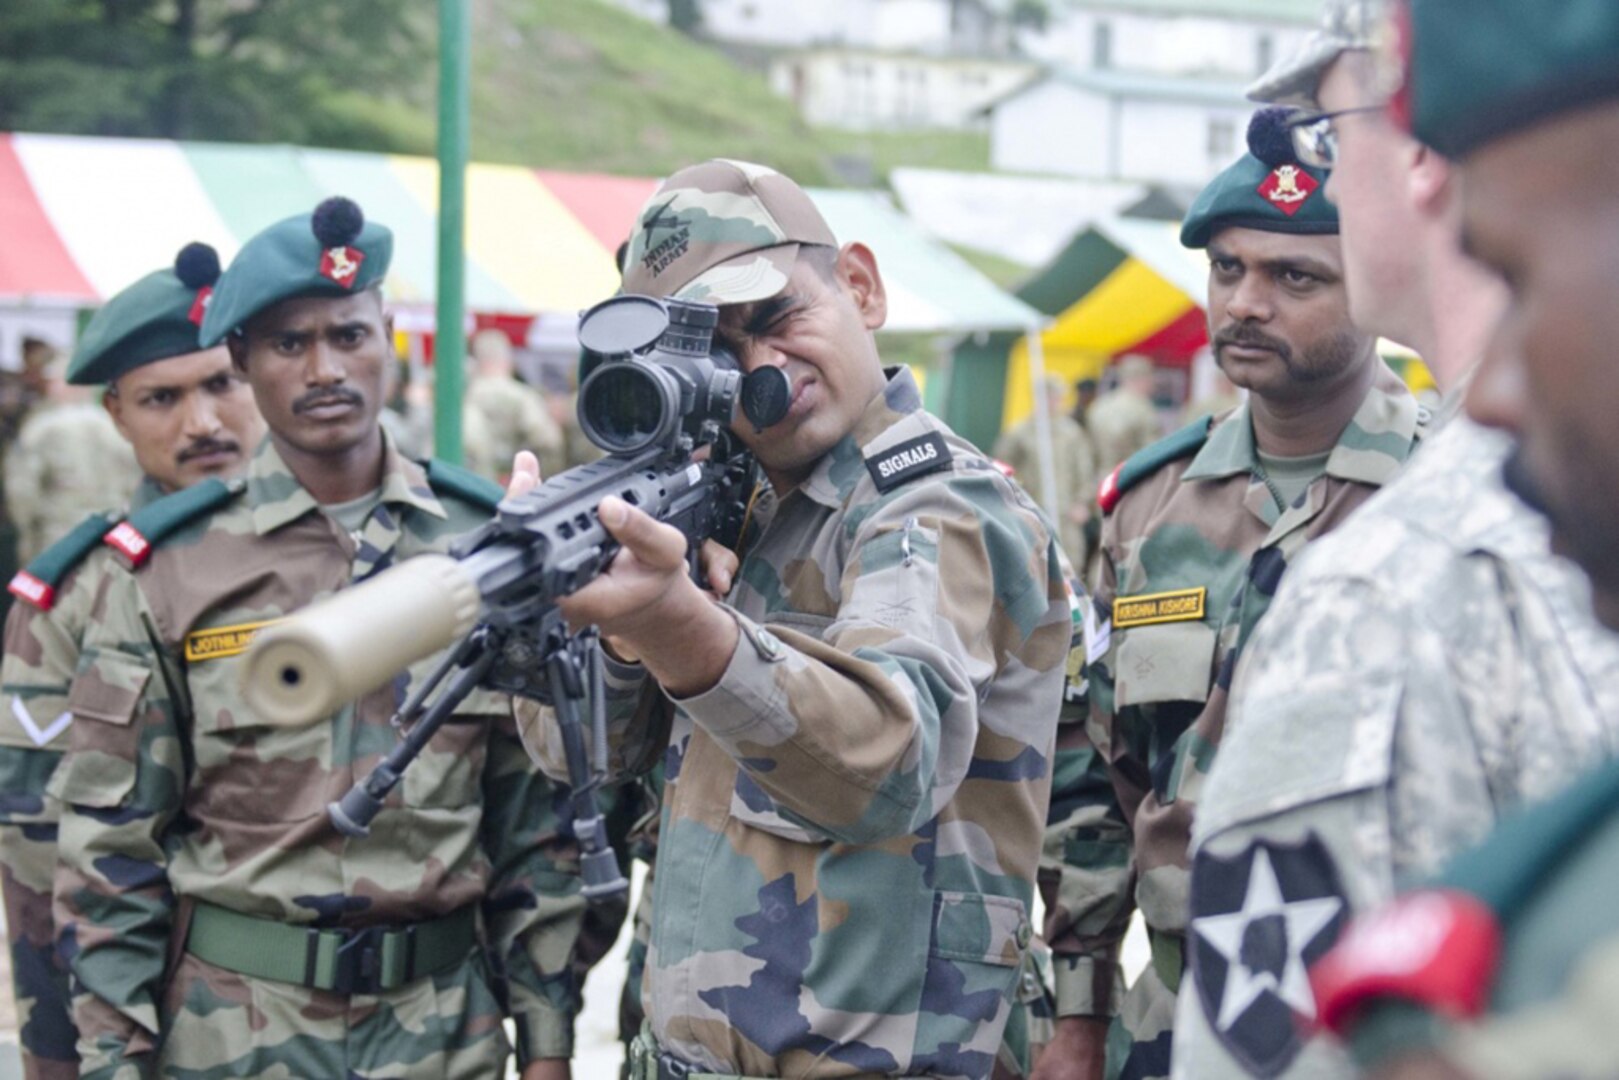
[1148,928,1184,994]
[187,901,476,995]
[626,1023,758,1080]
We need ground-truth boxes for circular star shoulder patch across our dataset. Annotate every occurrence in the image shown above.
[1189,834,1349,1078]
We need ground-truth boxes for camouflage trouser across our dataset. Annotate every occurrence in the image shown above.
[152,950,510,1079]
[0,822,77,1080]
[1105,946,1177,1080]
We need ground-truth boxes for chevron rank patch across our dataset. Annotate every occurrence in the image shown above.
[185,619,282,663]
[1113,586,1206,629]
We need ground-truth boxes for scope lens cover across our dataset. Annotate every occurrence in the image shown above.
[577,295,670,356]
[741,367,792,432]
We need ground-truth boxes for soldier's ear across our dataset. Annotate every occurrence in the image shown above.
[835,243,887,332]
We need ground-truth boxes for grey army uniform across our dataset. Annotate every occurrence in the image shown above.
[1173,404,1619,1079]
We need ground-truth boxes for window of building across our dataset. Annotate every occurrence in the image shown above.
[1256,33,1274,75]
[1093,21,1113,69]
[1208,117,1235,161]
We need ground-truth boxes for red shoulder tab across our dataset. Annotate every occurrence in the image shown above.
[1098,464,1124,514]
[103,521,153,568]
[1310,890,1501,1035]
[990,458,1016,479]
[7,570,54,611]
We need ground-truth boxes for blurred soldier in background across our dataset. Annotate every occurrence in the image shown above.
[464,326,563,483]
[0,341,57,624]
[0,242,262,1080]
[1175,1,1619,1076]
[996,376,1100,567]
[1087,355,1162,474]
[4,354,140,564]
[1036,108,1425,1080]
[1305,2,1619,1077]
[1179,367,1242,426]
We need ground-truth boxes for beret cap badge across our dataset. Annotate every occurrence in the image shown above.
[174,241,222,326]
[1248,106,1319,215]
[312,196,367,288]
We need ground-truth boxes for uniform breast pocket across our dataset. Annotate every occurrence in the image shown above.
[187,646,334,824]
[1111,621,1218,707]
[399,687,493,811]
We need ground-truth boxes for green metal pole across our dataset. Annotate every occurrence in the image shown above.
[433,0,469,463]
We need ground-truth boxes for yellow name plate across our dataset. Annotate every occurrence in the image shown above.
[1113,587,1207,629]
[185,619,282,663]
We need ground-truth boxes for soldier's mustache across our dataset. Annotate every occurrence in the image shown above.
[1214,325,1292,361]
[293,387,364,413]
[178,437,241,462]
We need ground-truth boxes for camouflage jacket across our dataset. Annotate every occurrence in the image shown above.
[4,403,141,565]
[528,368,1069,1078]
[0,478,163,809]
[53,436,582,1076]
[463,375,563,482]
[1174,409,1619,1080]
[1046,363,1422,1017]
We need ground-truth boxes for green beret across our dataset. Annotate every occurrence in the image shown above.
[200,197,392,347]
[67,243,222,386]
[1180,107,1339,249]
[1401,0,1619,159]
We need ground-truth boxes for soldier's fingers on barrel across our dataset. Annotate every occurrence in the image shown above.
[505,450,541,499]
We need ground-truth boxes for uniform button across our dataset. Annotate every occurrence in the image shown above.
[753,628,785,661]
[1016,921,1033,948]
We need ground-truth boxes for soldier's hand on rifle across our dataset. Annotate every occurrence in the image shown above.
[556,495,739,697]
[502,452,739,668]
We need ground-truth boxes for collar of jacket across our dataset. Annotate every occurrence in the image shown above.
[245,427,448,536]
[795,364,926,510]
[1180,360,1420,488]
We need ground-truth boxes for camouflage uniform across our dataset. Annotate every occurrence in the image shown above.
[1049,365,1423,1078]
[994,414,1099,570]
[1173,408,1619,1078]
[1086,390,1162,476]
[52,436,588,1079]
[0,481,163,1080]
[463,375,563,483]
[5,404,141,564]
[528,368,1069,1078]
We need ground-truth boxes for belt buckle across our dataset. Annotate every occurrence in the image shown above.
[328,925,391,995]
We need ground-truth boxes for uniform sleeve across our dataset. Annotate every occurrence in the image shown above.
[513,651,668,786]
[1041,534,1134,1017]
[51,570,181,1080]
[479,705,627,1064]
[673,471,1068,846]
[0,571,93,820]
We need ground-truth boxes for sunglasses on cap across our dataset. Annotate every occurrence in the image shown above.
[1287,105,1385,168]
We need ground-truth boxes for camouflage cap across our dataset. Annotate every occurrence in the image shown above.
[68,243,222,386]
[619,159,838,306]
[1399,0,1619,160]
[1249,0,1393,109]
[200,196,392,347]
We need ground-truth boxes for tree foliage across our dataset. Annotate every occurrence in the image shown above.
[0,0,435,151]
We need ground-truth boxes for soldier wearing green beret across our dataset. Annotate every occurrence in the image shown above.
[51,198,601,1080]
[1033,108,1427,1080]
[1302,2,1619,1077]
[1168,2,1619,1079]
[0,243,264,1080]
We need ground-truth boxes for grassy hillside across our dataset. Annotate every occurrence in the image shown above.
[467,0,989,183]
